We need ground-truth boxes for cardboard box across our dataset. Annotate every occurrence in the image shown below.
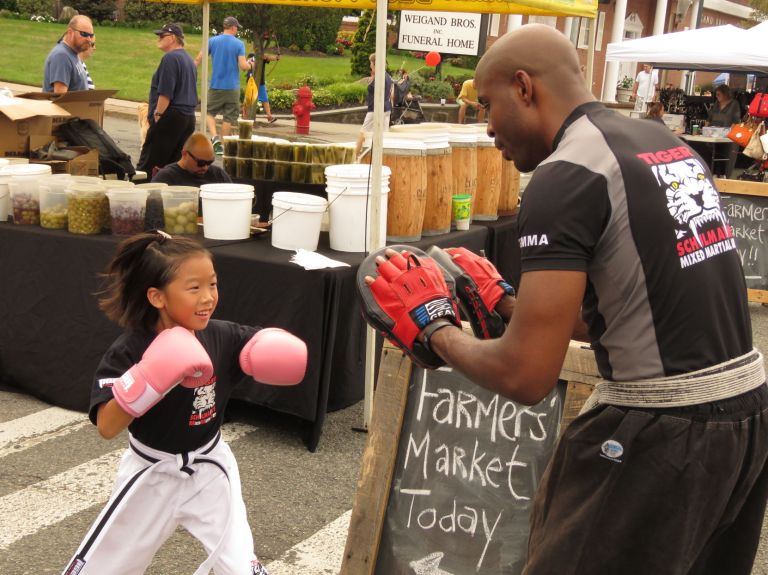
[28,136,99,176]
[0,96,71,157]
[19,89,117,127]
[31,148,99,176]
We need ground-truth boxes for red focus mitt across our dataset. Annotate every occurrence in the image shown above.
[357,246,460,369]
[427,246,514,339]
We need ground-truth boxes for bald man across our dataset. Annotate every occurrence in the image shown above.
[152,132,232,186]
[43,15,94,93]
[364,24,768,575]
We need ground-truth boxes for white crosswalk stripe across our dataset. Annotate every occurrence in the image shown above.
[0,392,364,574]
[0,407,88,459]
[265,510,351,574]
[0,422,256,551]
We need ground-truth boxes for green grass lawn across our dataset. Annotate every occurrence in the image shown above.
[0,19,471,101]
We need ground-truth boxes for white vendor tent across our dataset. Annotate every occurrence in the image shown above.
[605,24,768,74]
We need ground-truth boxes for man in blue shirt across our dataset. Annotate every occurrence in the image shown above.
[195,16,250,155]
[137,23,198,175]
[43,15,94,94]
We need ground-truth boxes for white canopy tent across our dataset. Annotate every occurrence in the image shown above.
[605,24,768,74]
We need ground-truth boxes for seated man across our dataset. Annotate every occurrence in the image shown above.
[457,78,485,124]
[152,132,232,186]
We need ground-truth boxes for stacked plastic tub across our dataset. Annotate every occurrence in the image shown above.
[324,163,391,252]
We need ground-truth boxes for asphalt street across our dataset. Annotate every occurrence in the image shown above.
[1,111,768,574]
[3,303,768,574]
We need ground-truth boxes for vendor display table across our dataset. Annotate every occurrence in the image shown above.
[0,219,518,450]
[680,134,733,175]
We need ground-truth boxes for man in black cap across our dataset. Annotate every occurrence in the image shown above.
[137,23,198,176]
[195,16,251,155]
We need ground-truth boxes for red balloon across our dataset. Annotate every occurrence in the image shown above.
[425,51,441,67]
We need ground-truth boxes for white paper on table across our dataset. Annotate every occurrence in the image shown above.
[290,249,350,270]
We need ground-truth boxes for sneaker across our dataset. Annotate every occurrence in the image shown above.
[211,137,224,156]
[267,117,277,125]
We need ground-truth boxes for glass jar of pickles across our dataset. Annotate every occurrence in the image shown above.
[161,186,199,235]
[6,163,52,225]
[238,118,254,140]
[67,184,107,235]
[39,183,69,229]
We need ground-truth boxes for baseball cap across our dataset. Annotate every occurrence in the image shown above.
[223,16,242,28]
[154,23,184,39]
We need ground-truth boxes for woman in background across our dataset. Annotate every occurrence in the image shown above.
[707,85,742,178]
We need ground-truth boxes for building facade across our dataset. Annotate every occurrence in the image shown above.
[485,0,753,101]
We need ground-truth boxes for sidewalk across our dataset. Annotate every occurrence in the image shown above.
[2,81,361,145]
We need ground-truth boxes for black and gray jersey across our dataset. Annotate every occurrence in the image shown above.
[518,102,751,380]
[90,320,259,454]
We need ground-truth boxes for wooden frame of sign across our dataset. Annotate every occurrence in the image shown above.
[715,178,768,304]
[340,340,599,574]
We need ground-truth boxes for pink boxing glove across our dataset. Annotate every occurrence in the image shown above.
[239,328,307,386]
[112,327,214,418]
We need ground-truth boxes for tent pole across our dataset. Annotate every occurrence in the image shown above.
[200,1,210,135]
[361,1,389,432]
[585,16,596,95]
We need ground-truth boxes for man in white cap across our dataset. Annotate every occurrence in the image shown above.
[196,16,251,155]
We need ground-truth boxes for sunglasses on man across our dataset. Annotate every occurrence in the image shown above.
[187,150,215,168]
[72,28,95,38]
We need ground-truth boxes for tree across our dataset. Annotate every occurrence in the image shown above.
[72,0,116,22]
[236,4,279,86]
[745,0,767,25]
[122,0,199,27]
[349,9,375,77]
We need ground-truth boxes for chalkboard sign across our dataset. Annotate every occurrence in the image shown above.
[342,344,565,575]
[715,178,768,302]
[721,193,768,291]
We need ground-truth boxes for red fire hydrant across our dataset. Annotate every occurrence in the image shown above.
[292,85,315,135]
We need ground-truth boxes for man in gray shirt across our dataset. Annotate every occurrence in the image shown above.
[43,15,94,93]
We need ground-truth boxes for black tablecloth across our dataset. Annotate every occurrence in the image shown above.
[0,222,498,450]
[473,215,521,290]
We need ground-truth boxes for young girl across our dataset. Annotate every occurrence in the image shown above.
[62,231,307,575]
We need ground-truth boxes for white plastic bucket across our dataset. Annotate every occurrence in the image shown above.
[271,191,327,251]
[324,164,391,252]
[326,185,389,252]
[200,183,254,240]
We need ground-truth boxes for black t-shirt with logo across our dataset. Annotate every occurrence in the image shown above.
[518,102,751,380]
[90,320,258,453]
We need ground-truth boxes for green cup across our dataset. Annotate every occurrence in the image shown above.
[452,194,472,230]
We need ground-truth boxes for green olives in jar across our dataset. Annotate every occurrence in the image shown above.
[67,186,105,235]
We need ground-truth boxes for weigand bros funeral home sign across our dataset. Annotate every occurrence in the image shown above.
[397,11,487,56]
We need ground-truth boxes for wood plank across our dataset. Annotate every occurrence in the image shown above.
[714,178,768,197]
[559,341,599,430]
[340,343,413,575]
[748,288,768,304]
[560,341,600,379]
[561,381,595,429]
